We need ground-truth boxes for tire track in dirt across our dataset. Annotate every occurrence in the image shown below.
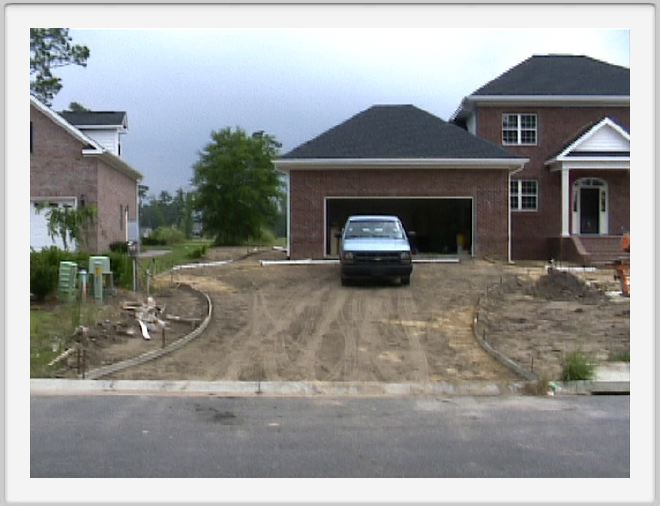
[296,283,348,379]
[398,290,430,382]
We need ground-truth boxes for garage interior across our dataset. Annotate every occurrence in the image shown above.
[326,198,473,257]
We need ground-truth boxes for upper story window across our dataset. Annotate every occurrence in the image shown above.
[502,113,537,145]
[511,179,538,211]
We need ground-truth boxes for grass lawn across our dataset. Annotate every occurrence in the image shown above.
[30,301,116,378]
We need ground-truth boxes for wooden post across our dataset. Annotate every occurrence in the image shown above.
[82,349,87,379]
[76,347,81,375]
[161,327,166,349]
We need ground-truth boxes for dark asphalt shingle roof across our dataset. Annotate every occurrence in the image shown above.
[282,105,518,159]
[472,55,629,96]
[59,111,127,127]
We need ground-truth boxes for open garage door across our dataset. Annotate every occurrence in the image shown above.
[325,197,473,257]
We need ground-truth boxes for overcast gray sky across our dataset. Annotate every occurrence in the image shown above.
[49,28,629,197]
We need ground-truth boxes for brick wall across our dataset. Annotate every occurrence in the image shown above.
[476,106,630,259]
[289,168,510,260]
[30,105,138,253]
[96,163,138,252]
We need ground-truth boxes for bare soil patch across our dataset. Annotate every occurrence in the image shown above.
[107,252,523,382]
[47,285,208,378]
[478,268,629,380]
[55,248,628,384]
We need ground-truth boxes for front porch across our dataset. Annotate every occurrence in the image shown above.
[546,117,630,266]
[550,235,629,266]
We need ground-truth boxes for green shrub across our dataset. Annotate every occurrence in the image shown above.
[108,241,128,253]
[562,351,596,381]
[107,251,133,290]
[187,244,208,260]
[30,247,89,301]
[147,226,186,246]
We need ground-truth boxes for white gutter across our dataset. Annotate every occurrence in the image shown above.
[465,94,629,104]
[275,158,528,171]
[91,151,143,181]
[452,94,629,121]
[31,96,105,152]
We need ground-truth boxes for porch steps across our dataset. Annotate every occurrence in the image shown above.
[574,236,629,266]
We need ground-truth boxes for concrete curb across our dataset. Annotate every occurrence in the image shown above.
[472,297,538,382]
[83,285,213,380]
[557,380,630,395]
[30,379,529,397]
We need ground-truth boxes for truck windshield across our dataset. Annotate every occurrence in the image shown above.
[344,221,404,240]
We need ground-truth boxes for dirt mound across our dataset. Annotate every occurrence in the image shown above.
[529,269,604,302]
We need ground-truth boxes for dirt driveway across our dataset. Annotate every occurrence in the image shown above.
[104,251,629,383]
[108,253,524,382]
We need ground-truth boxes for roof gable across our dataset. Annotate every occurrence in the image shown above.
[281,105,519,160]
[549,117,630,163]
[30,95,142,181]
[472,55,629,96]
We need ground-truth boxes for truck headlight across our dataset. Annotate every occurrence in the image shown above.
[342,251,354,263]
[399,251,411,263]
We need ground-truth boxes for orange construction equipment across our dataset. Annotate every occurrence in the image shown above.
[614,233,630,296]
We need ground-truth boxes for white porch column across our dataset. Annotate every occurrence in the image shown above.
[561,168,570,237]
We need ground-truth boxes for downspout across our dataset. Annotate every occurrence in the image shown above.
[136,181,141,255]
[508,171,512,263]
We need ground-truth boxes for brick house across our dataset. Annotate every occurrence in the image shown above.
[30,96,143,253]
[452,55,629,263]
[278,54,629,264]
[274,105,527,260]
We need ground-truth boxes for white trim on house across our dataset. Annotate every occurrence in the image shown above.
[546,118,630,164]
[451,95,629,122]
[572,178,609,235]
[323,195,475,259]
[275,158,528,171]
[30,96,105,153]
[74,124,127,132]
[549,160,630,171]
[31,96,143,181]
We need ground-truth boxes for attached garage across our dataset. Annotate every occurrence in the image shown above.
[325,197,472,256]
[275,105,527,261]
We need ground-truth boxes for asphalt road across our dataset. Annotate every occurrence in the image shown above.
[30,394,629,478]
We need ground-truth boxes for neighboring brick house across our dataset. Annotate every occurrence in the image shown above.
[274,105,527,260]
[452,55,630,263]
[30,96,143,253]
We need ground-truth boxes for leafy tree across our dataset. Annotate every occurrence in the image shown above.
[37,205,97,251]
[30,28,90,105]
[67,101,89,112]
[192,128,283,245]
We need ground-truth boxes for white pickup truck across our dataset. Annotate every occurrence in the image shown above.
[339,215,413,286]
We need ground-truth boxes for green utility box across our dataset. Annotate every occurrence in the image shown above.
[58,261,78,302]
[88,256,114,302]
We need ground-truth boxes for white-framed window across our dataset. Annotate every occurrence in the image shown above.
[510,180,538,211]
[502,113,537,145]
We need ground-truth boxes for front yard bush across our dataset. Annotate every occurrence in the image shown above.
[561,351,596,381]
[30,247,89,301]
[142,226,186,246]
[107,251,133,290]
